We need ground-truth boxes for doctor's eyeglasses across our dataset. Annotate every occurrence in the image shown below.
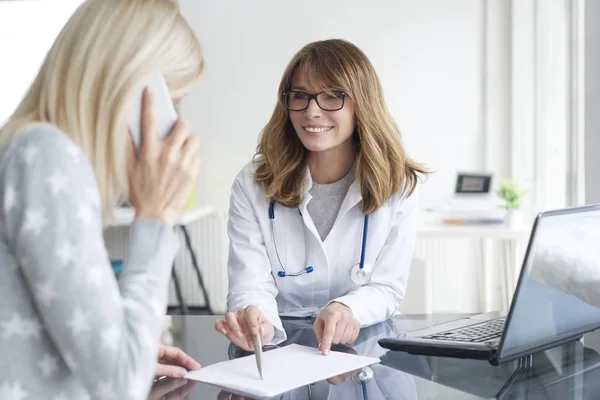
[283,90,347,112]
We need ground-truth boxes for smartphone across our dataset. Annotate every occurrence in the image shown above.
[128,73,178,152]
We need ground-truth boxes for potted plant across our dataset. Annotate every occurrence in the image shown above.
[496,180,527,227]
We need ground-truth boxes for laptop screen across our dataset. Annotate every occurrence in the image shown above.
[499,205,600,360]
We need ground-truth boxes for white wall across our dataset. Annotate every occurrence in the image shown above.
[586,0,600,204]
[582,0,600,353]
[178,0,484,219]
[0,0,84,125]
[3,0,560,220]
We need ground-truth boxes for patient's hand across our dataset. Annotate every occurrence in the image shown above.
[155,344,201,378]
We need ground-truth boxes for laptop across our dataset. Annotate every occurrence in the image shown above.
[379,204,600,365]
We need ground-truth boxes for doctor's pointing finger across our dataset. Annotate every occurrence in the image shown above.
[314,302,361,355]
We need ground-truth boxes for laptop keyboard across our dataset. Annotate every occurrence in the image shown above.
[423,317,506,343]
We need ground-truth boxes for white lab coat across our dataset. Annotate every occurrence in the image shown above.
[227,161,418,344]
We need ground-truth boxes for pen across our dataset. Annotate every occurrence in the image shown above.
[252,328,263,380]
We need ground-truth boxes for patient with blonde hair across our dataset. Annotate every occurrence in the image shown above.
[0,0,204,398]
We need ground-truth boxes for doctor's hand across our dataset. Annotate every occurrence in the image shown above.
[314,302,360,355]
[215,306,275,352]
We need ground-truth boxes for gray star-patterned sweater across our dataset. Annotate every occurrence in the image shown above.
[0,123,180,399]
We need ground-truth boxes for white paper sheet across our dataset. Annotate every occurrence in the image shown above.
[184,344,380,398]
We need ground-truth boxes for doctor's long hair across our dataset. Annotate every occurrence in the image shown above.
[0,0,204,216]
[254,39,428,214]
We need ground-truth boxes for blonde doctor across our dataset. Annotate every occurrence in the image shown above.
[216,39,429,355]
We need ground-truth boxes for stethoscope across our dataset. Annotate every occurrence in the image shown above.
[353,366,374,399]
[268,200,373,284]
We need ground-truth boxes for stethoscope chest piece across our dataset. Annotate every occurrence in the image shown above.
[351,263,373,284]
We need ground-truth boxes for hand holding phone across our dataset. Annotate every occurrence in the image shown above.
[128,73,178,152]
[126,73,200,226]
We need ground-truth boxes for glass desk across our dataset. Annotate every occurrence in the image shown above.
[148,314,600,399]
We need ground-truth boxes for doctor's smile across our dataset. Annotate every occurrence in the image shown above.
[303,125,334,135]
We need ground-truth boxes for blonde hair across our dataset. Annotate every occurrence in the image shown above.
[0,0,204,215]
[254,39,428,214]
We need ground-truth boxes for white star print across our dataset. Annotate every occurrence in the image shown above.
[85,266,104,286]
[35,280,57,307]
[0,381,27,400]
[86,186,101,209]
[46,171,70,195]
[100,326,119,352]
[93,239,105,250]
[95,380,117,400]
[138,326,156,352]
[82,239,106,261]
[37,352,58,377]
[19,142,39,165]
[75,239,104,264]
[65,141,81,162]
[25,316,42,338]
[148,297,165,318]
[110,286,121,306]
[22,207,48,236]
[55,242,76,267]
[2,313,41,339]
[76,204,94,226]
[4,185,18,213]
[52,393,68,400]
[67,308,90,335]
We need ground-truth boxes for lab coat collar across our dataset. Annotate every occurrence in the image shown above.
[337,179,363,219]
[298,168,318,241]
[300,166,364,226]
[299,167,314,214]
